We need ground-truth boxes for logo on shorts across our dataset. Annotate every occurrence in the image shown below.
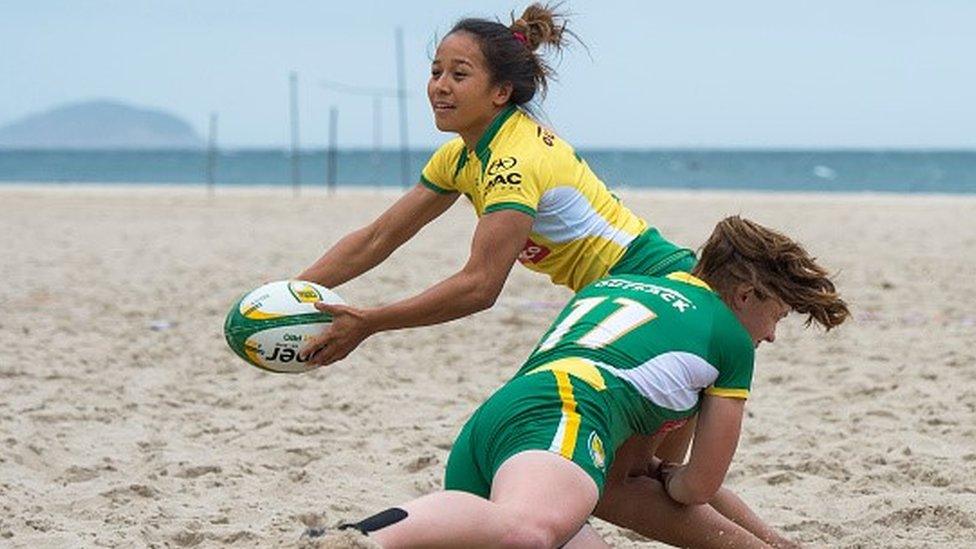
[588,431,606,471]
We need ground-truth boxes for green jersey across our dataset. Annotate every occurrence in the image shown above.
[444,272,755,497]
[517,271,755,437]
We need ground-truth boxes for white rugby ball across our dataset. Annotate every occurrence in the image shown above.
[223,280,344,373]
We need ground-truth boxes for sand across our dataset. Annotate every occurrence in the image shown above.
[1,184,974,548]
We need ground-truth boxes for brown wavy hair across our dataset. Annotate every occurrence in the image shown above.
[449,3,574,106]
[693,216,850,330]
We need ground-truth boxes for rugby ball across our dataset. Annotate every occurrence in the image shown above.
[223,280,344,373]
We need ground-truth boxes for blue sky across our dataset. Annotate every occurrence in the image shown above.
[2,1,974,149]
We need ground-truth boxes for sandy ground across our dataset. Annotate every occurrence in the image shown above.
[1,184,975,548]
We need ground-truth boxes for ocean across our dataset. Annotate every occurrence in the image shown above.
[1,149,974,193]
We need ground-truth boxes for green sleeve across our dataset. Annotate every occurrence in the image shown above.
[420,174,454,194]
[705,311,755,399]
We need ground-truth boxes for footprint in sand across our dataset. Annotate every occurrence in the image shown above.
[875,505,975,529]
[402,454,438,474]
[174,465,222,479]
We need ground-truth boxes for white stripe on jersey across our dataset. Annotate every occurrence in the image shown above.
[533,186,637,247]
[597,352,720,411]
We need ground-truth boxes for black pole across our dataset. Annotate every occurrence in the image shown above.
[395,27,410,189]
[289,71,301,196]
[327,106,338,195]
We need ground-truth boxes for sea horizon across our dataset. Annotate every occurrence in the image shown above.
[2,148,975,194]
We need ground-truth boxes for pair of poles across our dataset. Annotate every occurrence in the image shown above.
[205,28,411,196]
[289,27,411,195]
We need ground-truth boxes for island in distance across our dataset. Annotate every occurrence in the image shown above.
[0,100,204,149]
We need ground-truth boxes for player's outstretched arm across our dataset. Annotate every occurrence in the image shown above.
[297,183,458,288]
[302,208,534,366]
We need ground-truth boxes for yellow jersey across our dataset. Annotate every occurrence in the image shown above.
[420,105,692,292]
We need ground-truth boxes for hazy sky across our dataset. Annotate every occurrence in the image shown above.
[2,0,974,149]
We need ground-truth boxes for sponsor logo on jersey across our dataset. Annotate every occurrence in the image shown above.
[485,172,523,193]
[536,125,555,147]
[486,156,518,176]
[593,278,697,312]
[588,431,606,471]
[518,238,551,263]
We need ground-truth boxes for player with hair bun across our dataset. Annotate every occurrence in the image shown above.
[299,3,695,366]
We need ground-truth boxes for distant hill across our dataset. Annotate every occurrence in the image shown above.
[0,100,203,149]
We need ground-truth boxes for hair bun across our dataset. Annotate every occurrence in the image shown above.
[510,3,567,52]
[448,2,577,107]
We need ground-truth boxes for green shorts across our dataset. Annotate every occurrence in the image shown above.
[444,358,624,498]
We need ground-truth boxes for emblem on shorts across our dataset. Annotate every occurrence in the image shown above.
[588,431,606,471]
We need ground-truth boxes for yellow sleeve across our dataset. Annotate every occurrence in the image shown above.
[420,140,462,194]
[482,154,548,218]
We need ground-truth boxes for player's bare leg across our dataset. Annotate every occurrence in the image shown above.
[330,450,598,548]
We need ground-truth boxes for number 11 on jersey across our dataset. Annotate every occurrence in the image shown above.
[536,296,658,353]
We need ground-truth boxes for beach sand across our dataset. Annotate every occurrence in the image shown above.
[1,185,975,547]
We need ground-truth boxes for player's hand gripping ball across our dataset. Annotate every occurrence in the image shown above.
[224,280,344,373]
